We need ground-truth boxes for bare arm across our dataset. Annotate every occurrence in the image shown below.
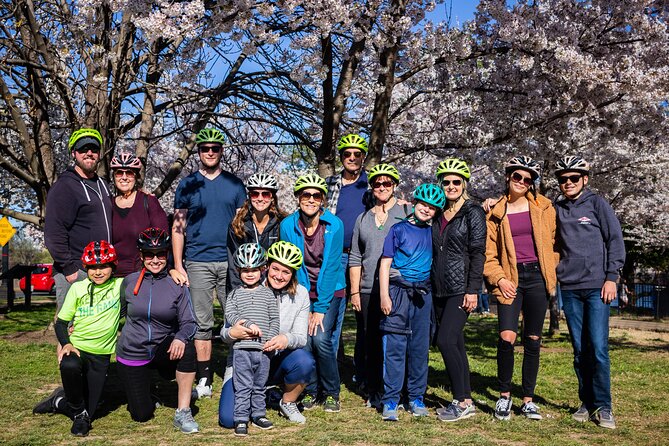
[349,265,363,311]
[379,257,393,315]
[172,208,188,279]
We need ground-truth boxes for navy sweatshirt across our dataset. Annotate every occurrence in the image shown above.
[45,168,112,276]
[555,190,626,290]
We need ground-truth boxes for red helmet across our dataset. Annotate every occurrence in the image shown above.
[137,227,171,252]
[81,240,118,267]
[110,150,142,171]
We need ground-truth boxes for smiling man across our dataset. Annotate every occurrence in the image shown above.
[45,128,113,311]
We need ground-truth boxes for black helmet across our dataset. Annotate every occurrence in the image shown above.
[137,227,171,252]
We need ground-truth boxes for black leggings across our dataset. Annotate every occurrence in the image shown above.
[118,336,196,422]
[354,291,384,403]
[434,296,471,401]
[59,350,111,419]
[497,263,548,398]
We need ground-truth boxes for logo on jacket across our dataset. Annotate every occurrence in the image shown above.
[578,216,592,225]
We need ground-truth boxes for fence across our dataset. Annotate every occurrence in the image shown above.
[611,284,668,319]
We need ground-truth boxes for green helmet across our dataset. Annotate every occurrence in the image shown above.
[294,173,328,195]
[436,158,471,180]
[337,133,368,154]
[368,163,400,184]
[195,128,225,145]
[68,128,103,152]
[413,183,446,209]
[267,241,303,270]
[233,243,267,269]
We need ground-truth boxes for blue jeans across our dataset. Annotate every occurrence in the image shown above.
[331,253,349,355]
[561,288,612,411]
[304,295,341,399]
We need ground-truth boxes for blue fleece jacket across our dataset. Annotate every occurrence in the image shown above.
[555,189,626,290]
[280,210,345,313]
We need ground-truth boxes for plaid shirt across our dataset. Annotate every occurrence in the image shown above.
[325,170,369,213]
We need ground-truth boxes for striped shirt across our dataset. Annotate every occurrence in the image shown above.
[225,285,280,350]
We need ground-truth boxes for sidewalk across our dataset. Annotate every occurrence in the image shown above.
[609,317,669,333]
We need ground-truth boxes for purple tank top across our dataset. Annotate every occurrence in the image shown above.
[299,219,325,299]
[507,211,538,263]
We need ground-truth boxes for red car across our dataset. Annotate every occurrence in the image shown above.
[19,264,55,294]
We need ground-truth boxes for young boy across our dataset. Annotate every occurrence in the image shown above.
[378,184,446,421]
[225,243,280,436]
[32,240,124,437]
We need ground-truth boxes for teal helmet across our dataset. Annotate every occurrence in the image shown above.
[233,243,267,269]
[413,183,446,209]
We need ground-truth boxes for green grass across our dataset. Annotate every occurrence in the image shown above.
[1,304,668,445]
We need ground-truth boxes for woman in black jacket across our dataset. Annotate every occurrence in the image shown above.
[431,158,487,422]
[227,173,287,290]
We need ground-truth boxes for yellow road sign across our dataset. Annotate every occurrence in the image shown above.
[0,217,17,247]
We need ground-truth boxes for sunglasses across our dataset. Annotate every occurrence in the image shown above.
[511,171,533,187]
[198,145,222,154]
[299,191,323,202]
[74,145,101,154]
[342,150,363,159]
[249,190,272,199]
[372,181,394,189]
[558,174,583,185]
[114,169,136,178]
[144,251,168,260]
[441,179,463,187]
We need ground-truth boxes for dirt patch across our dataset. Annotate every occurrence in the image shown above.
[0,329,57,345]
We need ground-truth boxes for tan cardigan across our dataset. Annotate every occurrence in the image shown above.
[483,193,559,305]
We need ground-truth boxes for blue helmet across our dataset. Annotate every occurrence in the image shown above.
[413,183,446,209]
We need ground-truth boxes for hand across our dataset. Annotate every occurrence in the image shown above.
[380,295,392,316]
[263,334,289,352]
[58,343,80,363]
[462,293,478,313]
[351,293,361,312]
[482,197,499,213]
[169,269,188,286]
[174,266,189,287]
[248,324,263,337]
[498,278,517,300]
[65,272,79,284]
[308,312,325,336]
[229,320,255,340]
[601,280,617,304]
[167,339,186,360]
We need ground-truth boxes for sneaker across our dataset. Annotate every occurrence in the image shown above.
[520,401,542,420]
[173,408,199,434]
[572,404,590,422]
[301,394,318,411]
[323,395,341,413]
[33,387,65,414]
[234,422,248,437]
[494,396,512,421]
[593,408,616,429]
[382,402,399,421]
[437,401,473,422]
[71,409,91,437]
[279,399,306,424]
[408,398,429,417]
[194,378,212,399]
[251,416,274,430]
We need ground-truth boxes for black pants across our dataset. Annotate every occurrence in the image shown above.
[497,262,548,398]
[354,291,384,405]
[434,296,471,401]
[118,336,196,422]
[59,350,111,419]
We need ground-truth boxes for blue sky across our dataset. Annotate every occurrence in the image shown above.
[427,1,479,26]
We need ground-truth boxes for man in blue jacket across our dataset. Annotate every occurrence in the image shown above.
[554,156,625,430]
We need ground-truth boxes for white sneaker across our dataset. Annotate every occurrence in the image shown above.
[279,399,306,424]
[194,378,212,399]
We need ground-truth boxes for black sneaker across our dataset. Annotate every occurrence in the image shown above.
[301,394,318,410]
[33,387,65,414]
[251,416,274,430]
[234,422,248,437]
[323,395,341,413]
[71,410,91,437]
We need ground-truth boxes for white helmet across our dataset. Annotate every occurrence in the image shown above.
[233,243,267,269]
[555,156,590,175]
[505,155,541,180]
[246,173,279,191]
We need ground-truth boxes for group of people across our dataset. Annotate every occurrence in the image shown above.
[32,126,625,437]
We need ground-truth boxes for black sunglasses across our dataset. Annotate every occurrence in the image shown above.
[342,150,363,159]
[299,191,323,202]
[511,171,533,187]
[558,174,583,184]
[441,179,462,187]
[74,145,101,154]
[198,145,222,153]
[372,181,394,189]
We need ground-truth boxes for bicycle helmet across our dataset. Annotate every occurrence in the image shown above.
[555,155,590,175]
[368,163,400,184]
[413,183,446,209]
[294,173,328,195]
[81,240,118,267]
[504,155,541,180]
[68,128,103,153]
[195,128,226,145]
[337,133,368,154]
[435,158,471,180]
[137,227,171,252]
[234,243,267,269]
[267,241,303,270]
[246,173,279,191]
[110,150,143,171]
